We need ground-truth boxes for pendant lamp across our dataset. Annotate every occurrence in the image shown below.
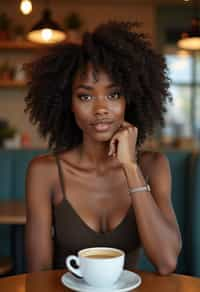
[177,0,200,50]
[20,0,32,15]
[27,8,66,44]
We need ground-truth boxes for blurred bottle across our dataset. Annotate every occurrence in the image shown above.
[14,64,26,81]
[21,132,31,148]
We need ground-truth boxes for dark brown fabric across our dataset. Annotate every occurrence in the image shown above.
[52,155,141,269]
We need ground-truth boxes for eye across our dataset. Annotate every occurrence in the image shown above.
[107,91,121,100]
[77,94,93,101]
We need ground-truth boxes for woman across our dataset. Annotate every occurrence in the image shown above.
[25,21,182,274]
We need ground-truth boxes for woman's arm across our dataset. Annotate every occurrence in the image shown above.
[109,122,182,275]
[123,153,182,275]
[25,157,53,272]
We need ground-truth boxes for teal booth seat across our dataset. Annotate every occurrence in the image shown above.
[187,152,200,277]
[13,150,46,200]
[0,151,16,257]
[0,150,45,258]
[0,150,46,201]
[0,149,198,275]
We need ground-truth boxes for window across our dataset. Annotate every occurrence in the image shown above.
[164,49,200,141]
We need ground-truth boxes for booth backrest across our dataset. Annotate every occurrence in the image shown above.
[0,150,45,256]
[186,152,200,277]
[0,151,14,200]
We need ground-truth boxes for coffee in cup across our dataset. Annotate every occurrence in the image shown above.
[66,247,125,288]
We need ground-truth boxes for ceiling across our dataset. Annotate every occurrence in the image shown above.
[21,0,191,4]
[57,0,192,4]
[5,0,193,5]
[146,0,191,3]
[4,0,193,7]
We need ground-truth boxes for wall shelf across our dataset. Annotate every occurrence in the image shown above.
[0,40,44,50]
[0,80,27,88]
[0,40,69,50]
[0,40,63,50]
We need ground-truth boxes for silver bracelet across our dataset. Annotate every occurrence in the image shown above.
[128,184,151,195]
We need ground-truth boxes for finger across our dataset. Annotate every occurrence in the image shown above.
[121,121,133,128]
[122,122,137,134]
[108,139,115,156]
[112,139,118,157]
[108,137,118,156]
[119,123,134,133]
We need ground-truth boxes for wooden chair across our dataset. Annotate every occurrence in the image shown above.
[0,256,13,276]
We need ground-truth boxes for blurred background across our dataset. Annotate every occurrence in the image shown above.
[0,0,199,150]
[0,0,200,278]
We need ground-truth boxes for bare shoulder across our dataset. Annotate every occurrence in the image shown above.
[28,153,55,168]
[140,150,169,166]
[26,153,59,186]
[26,149,77,182]
[25,153,60,209]
[139,151,170,180]
[27,152,57,172]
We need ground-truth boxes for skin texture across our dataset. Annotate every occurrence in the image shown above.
[26,65,182,275]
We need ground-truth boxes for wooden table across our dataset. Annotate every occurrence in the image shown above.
[0,201,26,224]
[0,269,200,292]
[0,200,26,274]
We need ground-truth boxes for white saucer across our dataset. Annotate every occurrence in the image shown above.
[61,270,142,292]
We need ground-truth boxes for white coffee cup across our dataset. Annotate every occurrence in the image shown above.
[66,247,125,288]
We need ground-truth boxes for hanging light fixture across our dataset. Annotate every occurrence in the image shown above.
[27,6,66,44]
[20,0,32,15]
[177,0,200,50]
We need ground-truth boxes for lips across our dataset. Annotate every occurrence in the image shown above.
[93,123,112,131]
[91,119,113,132]
[91,119,113,125]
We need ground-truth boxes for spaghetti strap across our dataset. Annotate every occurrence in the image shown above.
[55,154,66,199]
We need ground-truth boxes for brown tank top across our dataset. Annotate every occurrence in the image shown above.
[52,155,141,269]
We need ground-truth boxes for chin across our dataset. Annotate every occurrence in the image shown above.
[92,131,113,142]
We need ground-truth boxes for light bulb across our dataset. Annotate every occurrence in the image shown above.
[41,29,53,42]
[20,0,32,15]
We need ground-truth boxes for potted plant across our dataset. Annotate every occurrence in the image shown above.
[63,12,83,43]
[0,119,17,147]
[0,13,11,40]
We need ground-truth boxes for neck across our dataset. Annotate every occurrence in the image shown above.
[78,138,112,168]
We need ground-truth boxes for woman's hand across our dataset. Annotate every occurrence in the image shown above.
[108,121,138,166]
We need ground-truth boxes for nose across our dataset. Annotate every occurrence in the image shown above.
[93,98,109,116]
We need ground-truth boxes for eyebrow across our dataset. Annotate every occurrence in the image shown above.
[74,83,119,90]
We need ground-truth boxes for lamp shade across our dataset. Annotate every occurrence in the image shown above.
[178,17,200,50]
[27,9,66,44]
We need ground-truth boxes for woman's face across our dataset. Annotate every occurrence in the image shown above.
[72,64,126,142]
